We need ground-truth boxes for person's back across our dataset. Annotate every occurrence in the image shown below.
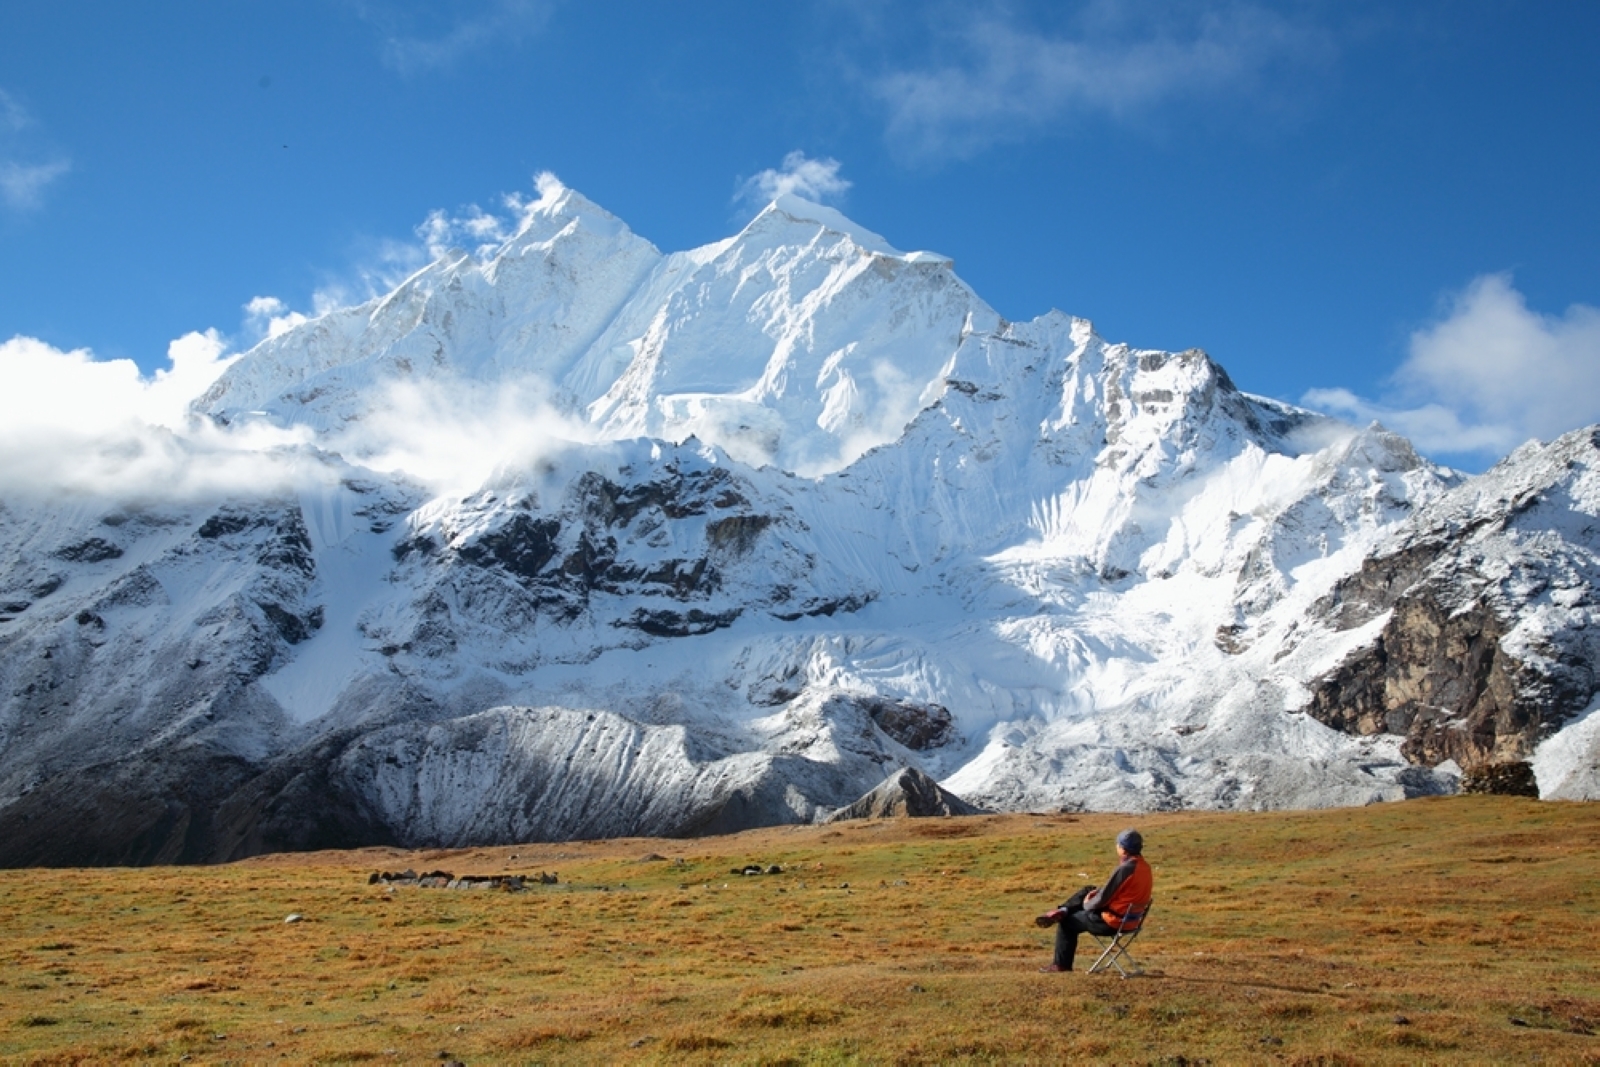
[1095,848,1152,929]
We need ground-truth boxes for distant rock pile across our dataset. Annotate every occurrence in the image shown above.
[368,868,559,890]
[826,766,986,822]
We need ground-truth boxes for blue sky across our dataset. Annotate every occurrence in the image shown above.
[2,0,1598,469]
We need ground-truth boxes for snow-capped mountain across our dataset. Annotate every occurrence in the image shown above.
[2,184,1595,865]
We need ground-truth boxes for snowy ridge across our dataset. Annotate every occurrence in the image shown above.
[197,185,662,433]
[1,185,1596,864]
[199,182,986,476]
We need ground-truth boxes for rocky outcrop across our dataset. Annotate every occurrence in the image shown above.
[1460,761,1541,797]
[1305,594,1539,767]
[1306,427,1600,775]
[820,695,958,751]
[826,767,985,821]
[381,448,864,654]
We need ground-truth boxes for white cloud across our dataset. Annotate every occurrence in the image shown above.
[417,204,513,260]
[504,171,568,221]
[0,328,597,501]
[328,375,597,494]
[0,172,602,501]
[1303,274,1600,460]
[294,235,433,325]
[0,332,238,436]
[147,331,243,427]
[0,333,325,500]
[741,152,851,206]
[873,4,1326,159]
[0,89,31,133]
[0,89,70,211]
[0,160,69,210]
[245,296,310,341]
[365,0,557,74]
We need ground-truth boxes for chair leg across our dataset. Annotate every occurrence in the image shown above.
[1087,935,1143,977]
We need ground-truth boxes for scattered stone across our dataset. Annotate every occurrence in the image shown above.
[369,869,547,890]
[284,913,303,924]
[1510,1016,1530,1027]
[1393,1015,1411,1026]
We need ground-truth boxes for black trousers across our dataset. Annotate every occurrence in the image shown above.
[1053,886,1115,970]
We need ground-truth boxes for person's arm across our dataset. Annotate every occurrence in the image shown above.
[1085,860,1131,912]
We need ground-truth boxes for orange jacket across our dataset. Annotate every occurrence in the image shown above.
[1090,854,1152,930]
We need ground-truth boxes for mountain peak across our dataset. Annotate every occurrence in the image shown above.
[509,178,632,245]
[747,193,901,256]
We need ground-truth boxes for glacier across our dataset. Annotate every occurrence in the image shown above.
[1,179,1595,865]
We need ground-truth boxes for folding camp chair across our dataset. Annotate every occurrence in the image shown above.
[1087,899,1151,977]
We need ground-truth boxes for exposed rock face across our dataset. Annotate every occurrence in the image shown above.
[1305,596,1532,767]
[824,695,958,752]
[1306,428,1600,777]
[1460,761,1541,797]
[826,766,985,821]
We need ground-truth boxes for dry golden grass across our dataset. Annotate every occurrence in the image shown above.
[1,796,1596,1064]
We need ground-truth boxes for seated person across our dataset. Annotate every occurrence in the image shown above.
[1035,828,1152,972]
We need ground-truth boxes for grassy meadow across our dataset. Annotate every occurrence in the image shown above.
[1,796,1596,1065]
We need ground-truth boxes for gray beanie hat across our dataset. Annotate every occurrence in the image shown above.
[1116,828,1143,855]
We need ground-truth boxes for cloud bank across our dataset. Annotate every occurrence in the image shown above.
[872,4,1328,160]
[327,376,599,495]
[1304,274,1600,461]
[0,329,597,503]
[0,333,327,499]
